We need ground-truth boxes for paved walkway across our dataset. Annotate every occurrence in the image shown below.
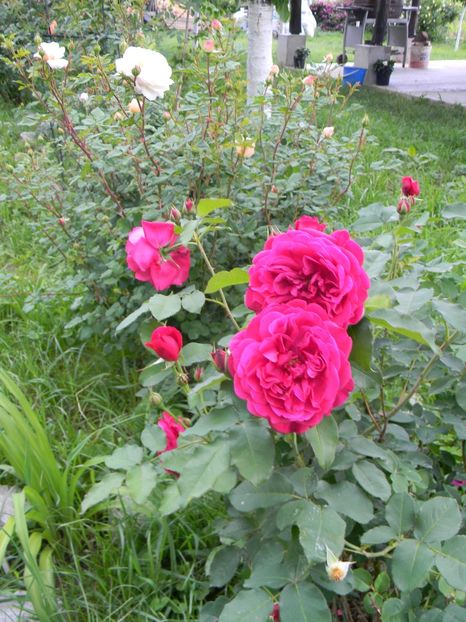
[373,60,466,106]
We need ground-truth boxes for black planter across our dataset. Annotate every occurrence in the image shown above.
[375,70,393,86]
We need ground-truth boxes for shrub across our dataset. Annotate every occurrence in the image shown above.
[311,0,352,32]
[418,0,461,41]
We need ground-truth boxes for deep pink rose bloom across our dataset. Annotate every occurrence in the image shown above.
[245,227,370,327]
[158,411,184,452]
[401,176,420,197]
[270,603,280,621]
[145,326,183,361]
[294,215,326,232]
[229,301,354,434]
[126,220,190,290]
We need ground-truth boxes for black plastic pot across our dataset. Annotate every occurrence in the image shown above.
[375,70,392,86]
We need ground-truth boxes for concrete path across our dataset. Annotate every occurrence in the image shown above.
[374,60,466,106]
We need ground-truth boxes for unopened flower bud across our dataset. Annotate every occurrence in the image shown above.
[211,348,229,374]
[58,217,68,226]
[79,92,89,103]
[170,207,181,222]
[236,143,255,158]
[34,34,42,47]
[131,64,141,77]
[211,19,222,30]
[150,391,163,406]
[362,113,370,127]
[114,111,124,121]
[302,75,315,86]
[163,111,171,120]
[177,372,189,386]
[397,196,411,215]
[322,126,334,139]
[271,185,278,194]
[48,20,57,35]
[324,53,333,63]
[128,98,141,114]
[193,366,204,382]
[185,198,194,212]
[203,39,215,53]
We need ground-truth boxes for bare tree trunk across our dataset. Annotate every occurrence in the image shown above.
[247,0,273,102]
[372,0,388,45]
[289,0,302,34]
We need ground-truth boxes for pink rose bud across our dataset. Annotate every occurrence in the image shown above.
[294,215,326,232]
[271,185,278,194]
[302,75,315,86]
[170,207,181,222]
[203,39,215,53]
[397,197,411,215]
[58,217,67,226]
[322,126,334,138]
[211,348,229,374]
[128,98,141,114]
[211,19,222,30]
[270,64,280,75]
[270,603,280,621]
[401,176,420,197]
[145,326,183,361]
[193,366,204,382]
[163,111,171,120]
[452,479,466,488]
[185,198,194,212]
[236,144,255,158]
[48,20,57,35]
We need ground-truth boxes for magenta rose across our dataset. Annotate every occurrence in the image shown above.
[158,411,184,453]
[294,215,327,232]
[145,326,183,361]
[126,220,190,290]
[245,225,369,327]
[229,301,354,434]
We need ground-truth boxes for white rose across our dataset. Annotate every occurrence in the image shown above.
[115,46,173,101]
[79,92,89,102]
[322,126,335,138]
[34,41,68,70]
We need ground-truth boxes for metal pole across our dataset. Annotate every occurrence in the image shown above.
[455,5,466,51]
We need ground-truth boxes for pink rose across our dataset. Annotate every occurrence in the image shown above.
[294,215,326,232]
[245,226,370,327]
[145,326,183,361]
[397,196,412,215]
[229,301,354,434]
[270,603,280,621]
[401,176,420,197]
[158,411,184,452]
[211,18,222,30]
[126,220,190,290]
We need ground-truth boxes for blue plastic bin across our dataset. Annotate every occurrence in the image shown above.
[342,66,367,86]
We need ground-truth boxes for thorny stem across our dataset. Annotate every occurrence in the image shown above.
[360,389,382,433]
[193,232,240,331]
[331,123,366,205]
[344,540,398,559]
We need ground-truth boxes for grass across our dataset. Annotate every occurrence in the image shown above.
[0,35,465,620]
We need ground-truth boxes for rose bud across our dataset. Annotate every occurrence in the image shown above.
[270,603,280,621]
[79,92,89,103]
[163,111,171,120]
[211,19,222,30]
[185,198,194,212]
[211,348,229,374]
[324,53,334,63]
[169,207,181,222]
[145,326,183,361]
[128,98,141,114]
[397,196,411,215]
[236,144,255,158]
[149,391,163,406]
[48,20,57,35]
[114,111,124,121]
[401,176,420,197]
[322,126,334,138]
[203,39,215,53]
[271,184,278,193]
[193,366,204,382]
[302,75,315,86]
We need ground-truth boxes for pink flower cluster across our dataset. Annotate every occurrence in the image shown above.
[397,176,420,215]
[229,216,370,434]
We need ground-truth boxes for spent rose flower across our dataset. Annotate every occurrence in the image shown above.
[158,411,184,452]
[229,301,354,434]
[34,41,68,69]
[322,126,334,138]
[401,176,420,197]
[245,224,370,327]
[327,560,353,581]
[145,326,183,361]
[126,220,190,290]
[203,39,215,53]
[116,46,173,100]
[294,215,326,232]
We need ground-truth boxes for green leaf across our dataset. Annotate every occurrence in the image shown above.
[432,299,465,333]
[116,302,149,332]
[148,294,181,321]
[197,198,233,218]
[365,294,391,313]
[348,318,373,371]
[316,481,373,524]
[456,380,466,411]
[205,268,250,294]
[218,589,272,622]
[141,424,166,453]
[178,219,199,245]
[105,445,143,470]
[368,308,437,351]
[361,526,396,545]
[230,421,274,485]
[207,546,241,588]
[353,203,398,232]
[305,416,338,470]
[352,460,391,502]
[435,536,466,591]
[395,288,433,314]
[414,497,462,543]
[444,604,466,622]
[385,493,415,536]
[391,539,435,591]
[125,463,157,504]
[272,0,290,22]
[230,472,294,512]
[443,202,466,220]
[181,342,212,366]
[244,542,290,589]
[81,473,124,514]
[181,290,206,314]
[381,598,406,622]
[280,582,331,622]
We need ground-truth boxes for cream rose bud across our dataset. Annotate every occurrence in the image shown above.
[302,75,315,86]
[128,98,141,114]
[327,560,353,582]
[236,144,255,158]
[322,126,335,138]
[203,39,215,53]
[324,53,334,63]
[79,92,89,103]
[269,64,279,76]
[34,41,68,69]
[115,46,173,101]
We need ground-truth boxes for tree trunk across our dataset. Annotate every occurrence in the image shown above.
[289,0,302,35]
[372,0,388,45]
[247,0,273,102]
